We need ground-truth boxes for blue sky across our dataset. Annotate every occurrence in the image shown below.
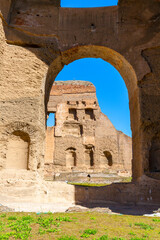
[47,0,131,137]
[47,58,131,137]
[61,0,118,8]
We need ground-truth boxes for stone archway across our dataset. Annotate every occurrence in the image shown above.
[45,45,141,181]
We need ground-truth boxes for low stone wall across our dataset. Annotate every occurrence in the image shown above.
[0,171,160,212]
[74,176,160,206]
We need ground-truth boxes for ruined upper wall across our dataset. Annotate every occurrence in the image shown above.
[1,0,159,65]
[48,81,98,112]
[50,81,96,96]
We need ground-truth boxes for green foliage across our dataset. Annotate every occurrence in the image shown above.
[7,216,17,220]
[97,234,108,240]
[68,182,108,187]
[37,216,55,228]
[111,238,126,240]
[21,215,34,223]
[39,228,46,235]
[56,216,72,222]
[58,236,77,240]
[142,233,148,238]
[152,218,160,222]
[130,238,146,240]
[0,232,11,240]
[129,231,136,236]
[7,219,32,239]
[0,212,160,239]
[81,228,97,238]
[39,227,59,235]
[134,222,154,230]
[121,177,132,183]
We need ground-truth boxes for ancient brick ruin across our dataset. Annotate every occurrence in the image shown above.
[45,81,132,181]
[0,0,160,209]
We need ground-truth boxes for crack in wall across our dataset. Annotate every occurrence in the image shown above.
[141,49,153,74]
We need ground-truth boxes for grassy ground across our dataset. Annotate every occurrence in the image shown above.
[0,212,160,240]
[68,177,132,187]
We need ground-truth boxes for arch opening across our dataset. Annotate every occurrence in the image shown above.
[103,151,113,167]
[45,45,140,180]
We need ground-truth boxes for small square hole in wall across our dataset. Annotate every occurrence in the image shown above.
[61,0,118,8]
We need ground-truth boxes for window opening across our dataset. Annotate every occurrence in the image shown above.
[85,108,94,120]
[47,113,55,127]
[68,108,77,120]
[61,0,118,8]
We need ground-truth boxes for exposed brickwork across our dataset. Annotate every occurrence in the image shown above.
[50,84,96,96]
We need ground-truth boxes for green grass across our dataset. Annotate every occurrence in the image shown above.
[0,212,159,239]
[134,222,154,230]
[68,177,132,187]
[80,228,97,238]
[68,182,109,187]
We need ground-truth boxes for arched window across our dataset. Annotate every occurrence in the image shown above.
[6,131,30,170]
[66,147,77,167]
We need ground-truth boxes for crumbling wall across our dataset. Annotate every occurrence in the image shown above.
[0,0,160,204]
[45,81,132,177]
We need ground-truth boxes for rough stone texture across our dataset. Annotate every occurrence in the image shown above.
[45,80,132,179]
[0,0,160,205]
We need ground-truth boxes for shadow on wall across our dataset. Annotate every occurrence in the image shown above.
[73,182,160,215]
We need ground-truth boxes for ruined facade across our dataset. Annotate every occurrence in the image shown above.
[0,0,160,208]
[45,81,132,179]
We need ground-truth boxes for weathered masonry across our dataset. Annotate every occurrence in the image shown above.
[45,80,132,179]
[0,0,160,206]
